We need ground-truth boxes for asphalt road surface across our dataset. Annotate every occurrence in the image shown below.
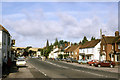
[27,58,119,80]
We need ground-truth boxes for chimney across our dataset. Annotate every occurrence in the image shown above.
[71,42,73,46]
[102,34,105,38]
[65,43,67,47]
[68,42,70,46]
[115,31,119,37]
[79,41,82,45]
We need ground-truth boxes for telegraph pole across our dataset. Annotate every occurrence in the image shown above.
[99,29,102,61]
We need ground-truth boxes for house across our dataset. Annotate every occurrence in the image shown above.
[64,44,81,60]
[0,24,12,65]
[12,47,26,56]
[79,39,101,60]
[101,31,120,62]
[48,46,61,59]
[28,48,41,57]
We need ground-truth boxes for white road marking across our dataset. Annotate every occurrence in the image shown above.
[38,59,69,69]
[37,59,111,78]
[28,62,47,76]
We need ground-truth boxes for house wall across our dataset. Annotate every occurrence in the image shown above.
[106,44,112,61]
[94,42,101,60]
[2,31,11,63]
[73,47,79,60]
[79,42,101,60]
[0,31,2,65]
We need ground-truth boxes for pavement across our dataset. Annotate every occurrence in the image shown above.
[3,61,48,80]
[59,61,119,74]
[2,58,119,80]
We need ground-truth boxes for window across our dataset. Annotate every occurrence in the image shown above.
[118,44,120,49]
[112,45,114,50]
[103,45,105,50]
[92,48,94,53]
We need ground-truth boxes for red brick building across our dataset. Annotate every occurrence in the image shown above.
[101,31,120,62]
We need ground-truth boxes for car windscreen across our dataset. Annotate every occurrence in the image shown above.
[18,60,25,61]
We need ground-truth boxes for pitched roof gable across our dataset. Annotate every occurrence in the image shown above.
[65,44,81,52]
[80,39,101,49]
[102,36,116,44]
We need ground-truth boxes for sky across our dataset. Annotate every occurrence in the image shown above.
[2,2,118,48]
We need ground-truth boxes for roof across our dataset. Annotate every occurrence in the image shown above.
[116,37,120,44]
[0,24,10,35]
[65,44,81,52]
[12,47,26,50]
[28,48,41,51]
[102,35,120,44]
[102,36,116,44]
[80,39,101,49]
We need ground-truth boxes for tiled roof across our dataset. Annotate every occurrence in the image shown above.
[116,37,120,43]
[102,36,116,44]
[80,39,101,49]
[65,44,81,52]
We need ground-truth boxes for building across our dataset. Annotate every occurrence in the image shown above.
[101,31,120,62]
[79,39,101,60]
[64,44,81,60]
[48,46,62,59]
[0,24,11,65]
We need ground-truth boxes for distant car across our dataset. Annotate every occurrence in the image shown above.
[88,60,99,66]
[61,58,66,61]
[32,56,39,58]
[17,56,25,60]
[54,58,60,61]
[66,58,77,63]
[94,60,115,68]
[78,59,88,64]
[16,59,26,66]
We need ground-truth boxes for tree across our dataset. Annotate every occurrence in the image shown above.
[54,38,59,46]
[58,54,63,59]
[91,36,96,41]
[46,39,49,47]
[82,36,88,45]
[63,54,69,58]
[38,48,44,55]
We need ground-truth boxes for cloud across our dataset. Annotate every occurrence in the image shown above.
[2,7,118,47]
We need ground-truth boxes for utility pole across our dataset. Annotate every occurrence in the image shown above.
[99,29,102,61]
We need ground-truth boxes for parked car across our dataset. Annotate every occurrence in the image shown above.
[88,60,99,66]
[94,60,115,68]
[78,59,88,64]
[66,58,78,63]
[17,56,25,60]
[16,59,26,66]
[61,58,66,61]
[54,58,61,61]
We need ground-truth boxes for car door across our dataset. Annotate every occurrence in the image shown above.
[103,61,110,66]
[101,61,106,66]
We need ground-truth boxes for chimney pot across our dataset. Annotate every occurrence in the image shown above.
[115,31,119,37]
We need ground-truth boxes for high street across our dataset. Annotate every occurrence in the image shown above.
[27,58,118,79]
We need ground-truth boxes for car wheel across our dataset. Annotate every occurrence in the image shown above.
[110,64,113,68]
[91,64,94,66]
[98,64,101,67]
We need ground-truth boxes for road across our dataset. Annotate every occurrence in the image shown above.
[27,58,119,80]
